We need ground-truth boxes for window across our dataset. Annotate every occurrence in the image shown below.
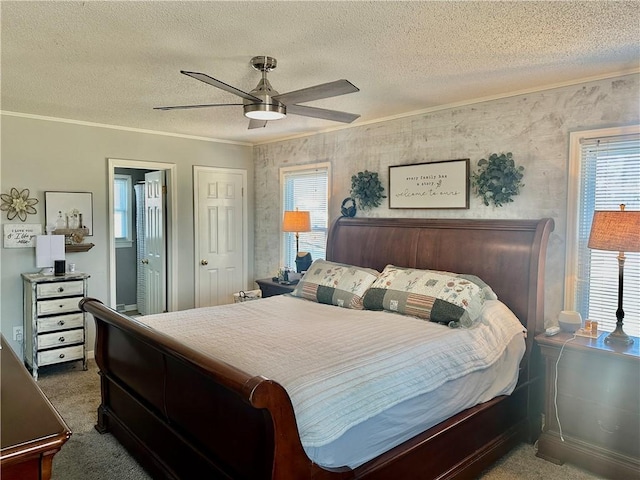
[280,163,330,269]
[566,126,640,337]
[114,174,133,247]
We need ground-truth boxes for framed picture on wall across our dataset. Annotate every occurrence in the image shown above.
[45,191,93,235]
[389,159,469,209]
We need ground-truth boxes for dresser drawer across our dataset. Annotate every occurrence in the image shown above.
[38,344,84,366]
[37,328,84,349]
[557,393,640,459]
[558,359,640,410]
[37,296,82,316]
[36,280,84,299]
[37,312,84,333]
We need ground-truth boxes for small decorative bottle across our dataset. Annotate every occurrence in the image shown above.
[55,211,66,230]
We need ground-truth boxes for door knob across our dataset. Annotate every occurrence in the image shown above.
[141,259,149,264]
[200,260,208,266]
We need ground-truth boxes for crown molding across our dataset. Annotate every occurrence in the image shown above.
[0,111,253,147]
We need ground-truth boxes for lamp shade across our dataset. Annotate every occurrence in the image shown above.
[588,207,640,253]
[282,210,311,233]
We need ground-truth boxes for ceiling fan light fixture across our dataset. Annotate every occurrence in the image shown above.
[157,56,359,129]
[244,103,286,121]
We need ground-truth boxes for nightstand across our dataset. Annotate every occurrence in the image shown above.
[255,278,296,298]
[535,331,640,478]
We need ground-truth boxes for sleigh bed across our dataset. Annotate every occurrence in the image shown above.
[81,216,553,480]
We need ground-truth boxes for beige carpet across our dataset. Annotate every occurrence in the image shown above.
[38,360,603,480]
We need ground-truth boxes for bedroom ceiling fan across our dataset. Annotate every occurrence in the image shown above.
[154,56,361,129]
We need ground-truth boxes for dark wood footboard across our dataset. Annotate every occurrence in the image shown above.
[82,297,351,480]
[82,217,553,480]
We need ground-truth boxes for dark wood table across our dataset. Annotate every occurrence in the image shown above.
[1,335,71,480]
[535,331,640,478]
[255,277,297,297]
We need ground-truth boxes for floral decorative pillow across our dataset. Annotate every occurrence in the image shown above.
[362,265,496,327]
[291,260,379,309]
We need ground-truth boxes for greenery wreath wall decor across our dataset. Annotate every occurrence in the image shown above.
[350,170,386,210]
[471,152,525,207]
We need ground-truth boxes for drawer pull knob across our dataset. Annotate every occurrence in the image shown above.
[58,287,64,292]
[58,336,65,342]
[59,353,65,359]
[597,420,620,434]
[58,320,65,326]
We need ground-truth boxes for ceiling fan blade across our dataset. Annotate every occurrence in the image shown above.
[273,79,359,105]
[154,103,244,111]
[248,119,267,129]
[181,70,262,102]
[286,104,360,123]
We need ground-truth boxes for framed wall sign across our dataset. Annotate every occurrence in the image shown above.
[45,191,93,235]
[3,223,42,248]
[389,159,469,209]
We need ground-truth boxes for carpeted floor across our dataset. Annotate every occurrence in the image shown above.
[37,360,603,480]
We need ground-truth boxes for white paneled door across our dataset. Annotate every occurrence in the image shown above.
[194,167,247,307]
[143,170,167,314]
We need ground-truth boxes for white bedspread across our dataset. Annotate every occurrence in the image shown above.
[139,295,524,450]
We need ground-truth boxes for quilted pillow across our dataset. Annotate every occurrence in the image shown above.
[291,259,379,309]
[362,265,496,328]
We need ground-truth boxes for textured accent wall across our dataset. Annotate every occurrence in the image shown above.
[254,74,640,326]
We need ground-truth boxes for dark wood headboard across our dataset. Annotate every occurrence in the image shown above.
[326,217,554,343]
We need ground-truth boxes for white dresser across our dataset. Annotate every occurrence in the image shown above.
[22,272,90,380]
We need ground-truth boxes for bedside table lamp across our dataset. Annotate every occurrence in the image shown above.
[282,209,312,273]
[588,204,640,345]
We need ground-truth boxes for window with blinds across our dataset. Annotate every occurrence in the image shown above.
[280,163,330,269]
[570,130,640,337]
[114,174,133,247]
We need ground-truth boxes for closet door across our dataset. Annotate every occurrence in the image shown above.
[143,170,166,314]
[194,166,247,307]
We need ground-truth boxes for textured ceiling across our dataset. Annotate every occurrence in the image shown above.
[2,1,639,145]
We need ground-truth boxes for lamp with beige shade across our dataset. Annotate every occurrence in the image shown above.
[588,204,640,345]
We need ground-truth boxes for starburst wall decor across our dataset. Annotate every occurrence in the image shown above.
[1,188,39,221]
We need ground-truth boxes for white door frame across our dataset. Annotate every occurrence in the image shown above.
[193,165,248,307]
[107,158,178,312]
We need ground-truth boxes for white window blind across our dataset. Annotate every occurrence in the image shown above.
[114,174,133,246]
[281,164,330,269]
[574,133,640,336]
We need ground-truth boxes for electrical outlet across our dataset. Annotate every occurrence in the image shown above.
[13,326,23,342]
